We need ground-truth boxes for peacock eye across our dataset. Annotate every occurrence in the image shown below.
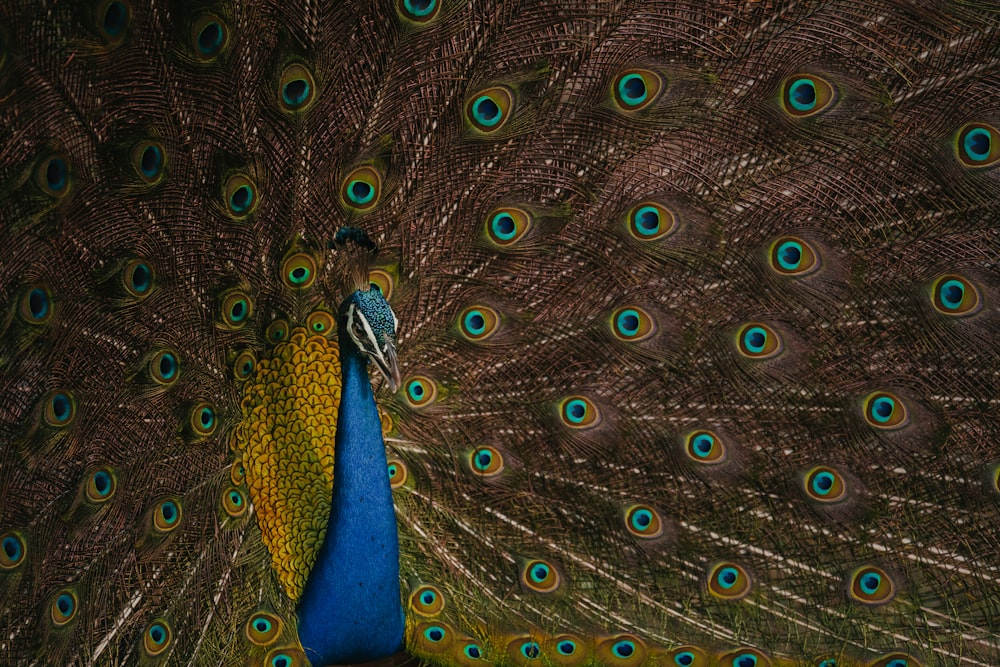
[707,562,752,600]
[221,486,247,518]
[781,74,835,117]
[131,141,166,183]
[19,285,53,324]
[612,69,663,111]
[96,0,130,45]
[956,122,1000,167]
[85,467,117,503]
[684,430,726,464]
[458,306,500,341]
[467,446,503,477]
[278,64,316,112]
[465,86,513,133]
[245,611,282,645]
[224,174,258,217]
[624,504,663,538]
[736,323,782,359]
[521,559,560,593]
[397,0,440,23]
[486,207,531,246]
[191,14,228,59]
[36,155,70,197]
[409,584,445,615]
[930,274,980,315]
[387,458,408,488]
[340,166,382,210]
[626,201,676,241]
[769,237,818,276]
[219,289,253,328]
[863,391,908,429]
[611,306,655,341]
[282,253,318,289]
[803,466,846,503]
[559,396,600,428]
[848,565,895,605]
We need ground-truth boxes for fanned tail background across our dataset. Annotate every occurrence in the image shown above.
[1,1,999,666]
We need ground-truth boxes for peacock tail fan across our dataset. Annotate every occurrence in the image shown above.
[1,1,999,666]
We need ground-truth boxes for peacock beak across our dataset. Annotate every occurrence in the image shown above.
[376,337,401,393]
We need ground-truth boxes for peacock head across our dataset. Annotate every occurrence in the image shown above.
[343,285,401,392]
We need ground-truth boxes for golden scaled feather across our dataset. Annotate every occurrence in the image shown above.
[1,1,999,666]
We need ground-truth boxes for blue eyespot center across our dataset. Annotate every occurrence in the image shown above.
[2,536,22,560]
[472,96,501,126]
[421,591,435,605]
[521,642,540,659]
[272,655,290,667]
[200,407,214,428]
[675,652,695,666]
[735,654,758,667]
[149,623,166,644]
[613,640,635,657]
[161,501,178,523]
[28,288,49,319]
[558,641,576,655]
[861,573,881,594]
[465,644,482,659]
[632,509,652,529]
[254,618,271,632]
[565,399,586,423]
[103,2,127,36]
[887,660,907,667]
[46,158,67,191]
[964,127,991,161]
[492,212,516,239]
[424,625,445,642]
[475,450,492,470]
[940,279,964,309]
[789,78,816,111]
[404,0,436,17]
[531,564,549,582]
[93,471,112,495]
[464,311,486,334]
[140,146,162,178]
[872,397,894,422]
[230,185,253,212]
[56,593,74,615]
[617,309,640,335]
[718,567,739,588]
[618,74,647,105]
[283,79,310,106]
[744,327,767,353]
[131,264,152,292]
[812,471,834,494]
[228,299,247,320]
[634,206,660,235]
[777,241,802,269]
[159,353,177,379]
[693,434,714,457]
[198,22,223,53]
[349,180,374,204]
[51,393,72,423]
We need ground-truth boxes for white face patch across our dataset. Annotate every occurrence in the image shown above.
[347,302,392,374]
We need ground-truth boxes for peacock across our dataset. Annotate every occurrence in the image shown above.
[1,0,998,665]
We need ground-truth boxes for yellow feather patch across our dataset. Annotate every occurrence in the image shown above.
[235,328,341,600]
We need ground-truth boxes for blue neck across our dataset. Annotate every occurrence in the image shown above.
[296,342,403,664]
